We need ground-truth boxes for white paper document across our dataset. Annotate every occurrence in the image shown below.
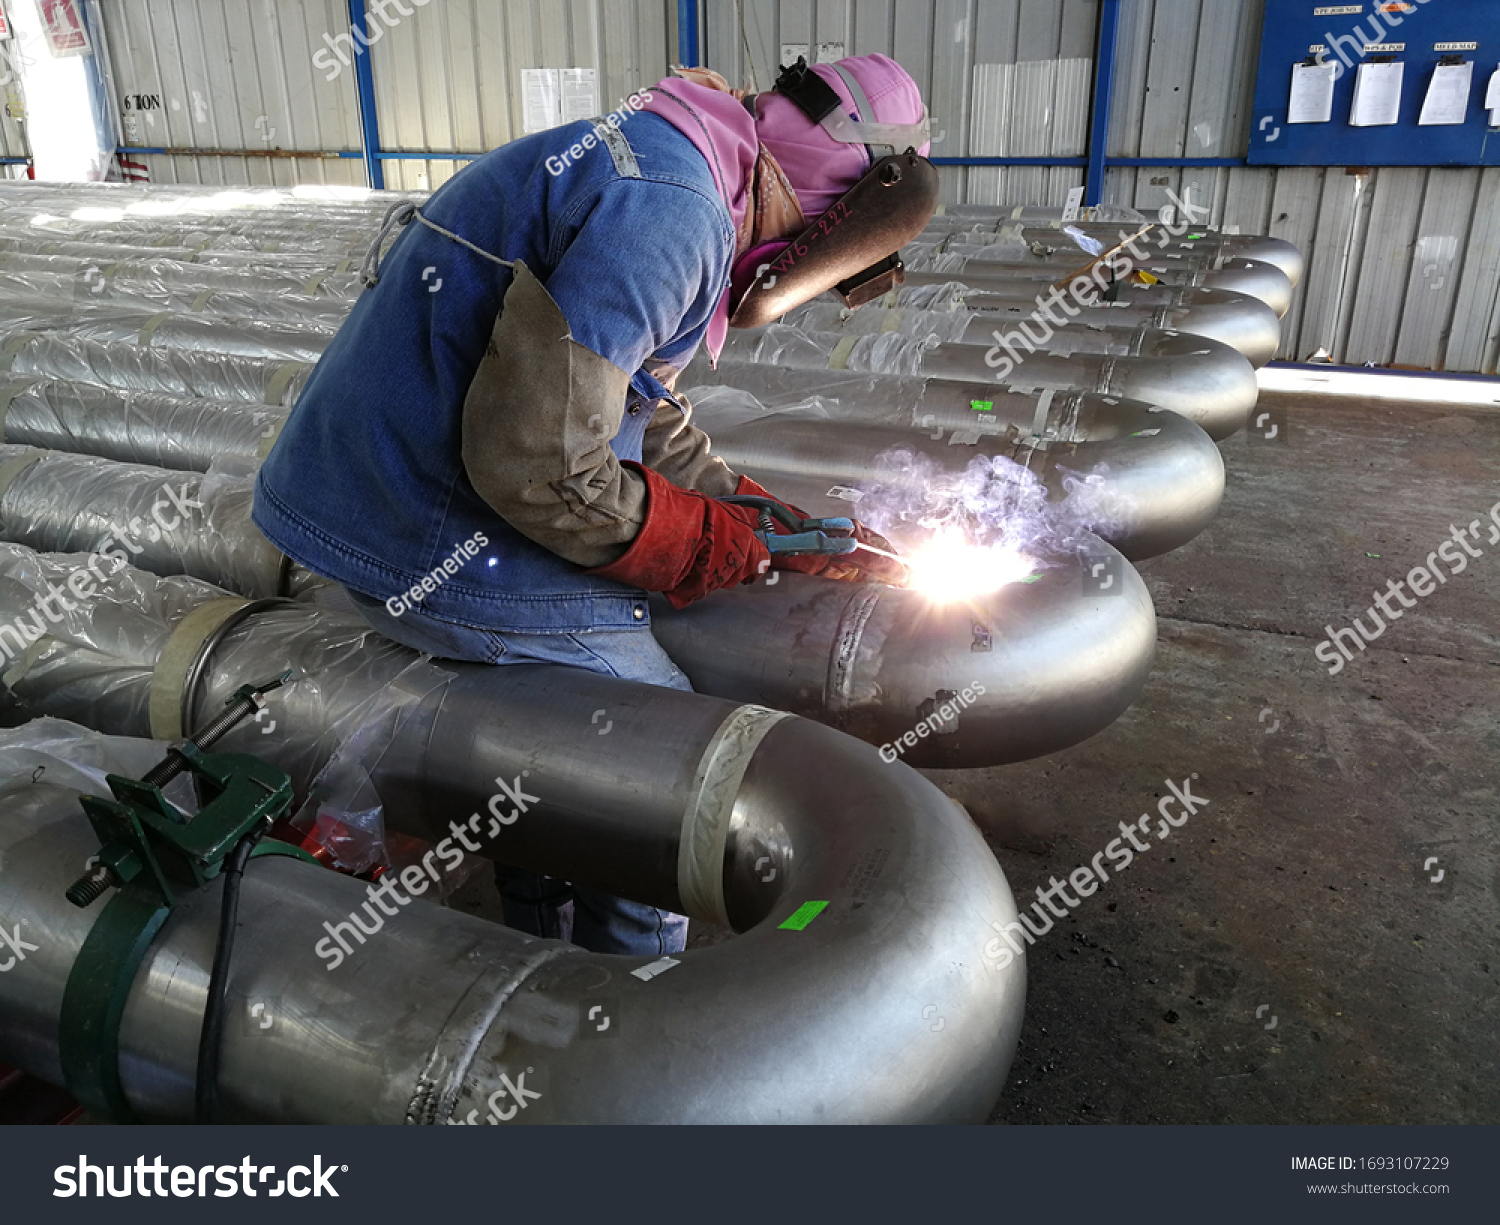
[522,68,559,133]
[1289,61,1337,123]
[559,67,598,124]
[1418,62,1473,126]
[1350,61,1404,127]
[1486,67,1500,125]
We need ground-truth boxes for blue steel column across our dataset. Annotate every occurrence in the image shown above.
[347,0,386,189]
[677,0,700,67]
[1085,0,1122,207]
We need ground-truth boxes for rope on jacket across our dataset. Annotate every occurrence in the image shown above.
[360,200,516,288]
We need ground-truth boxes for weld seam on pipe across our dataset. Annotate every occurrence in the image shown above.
[404,945,581,1125]
[827,586,884,713]
[1029,389,1054,439]
[147,597,250,740]
[1095,358,1118,397]
[678,704,792,927]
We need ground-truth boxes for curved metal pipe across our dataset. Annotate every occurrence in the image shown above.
[917,222,1304,286]
[790,294,1281,368]
[716,325,1258,440]
[0,690,1024,1123]
[868,282,1283,367]
[909,255,1294,317]
[699,398,1224,561]
[0,525,1152,769]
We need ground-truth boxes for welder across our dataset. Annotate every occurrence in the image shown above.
[252,54,937,957]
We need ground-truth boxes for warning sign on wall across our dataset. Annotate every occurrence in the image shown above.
[40,0,91,57]
[0,3,11,42]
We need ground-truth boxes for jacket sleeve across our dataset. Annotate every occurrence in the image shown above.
[460,179,734,568]
[638,391,740,497]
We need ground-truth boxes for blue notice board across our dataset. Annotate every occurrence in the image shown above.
[1249,0,1500,166]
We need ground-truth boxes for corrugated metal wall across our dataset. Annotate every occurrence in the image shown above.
[701,0,1097,207]
[69,0,1500,372]
[1103,0,1500,373]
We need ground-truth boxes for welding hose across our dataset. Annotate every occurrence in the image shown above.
[193,822,267,1124]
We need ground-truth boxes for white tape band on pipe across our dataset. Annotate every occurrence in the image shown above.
[678,704,792,927]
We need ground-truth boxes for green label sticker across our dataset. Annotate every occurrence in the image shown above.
[779,900,830,930]
[1186,233,1207,240]
[970,399,994,412]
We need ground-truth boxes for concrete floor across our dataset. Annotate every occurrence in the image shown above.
[935,387,1500,1124]
[443,384,1500,1124]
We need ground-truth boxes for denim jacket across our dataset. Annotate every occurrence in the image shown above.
[252,113,734,632]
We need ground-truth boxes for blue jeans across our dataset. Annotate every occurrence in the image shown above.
[345,589,690,957]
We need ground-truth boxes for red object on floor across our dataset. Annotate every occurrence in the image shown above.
[0,1062,84,1124]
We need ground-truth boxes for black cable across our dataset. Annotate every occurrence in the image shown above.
[194,824,267,1124]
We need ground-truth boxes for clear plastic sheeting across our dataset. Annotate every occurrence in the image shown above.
[781,303,976,344]
[0,445,289,598]
[0,542,224,735]
[0,377,284,471]
[0,717,197,813]
[0,251,362,300]
[0,296,334,363]
[717,325,939,378]
[5,335,311,406]
[0,541,450,804]
[875,281,972,313]
[0,270,354,329]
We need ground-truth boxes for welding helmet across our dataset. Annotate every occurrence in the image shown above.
[729,56,939,327]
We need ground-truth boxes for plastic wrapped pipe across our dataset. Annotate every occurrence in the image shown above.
[683,379,1225,560]
[907,250,1294,318]
[0,552,1025,1123]
[0,297,334,363]
[0,376,284,470]
[891,277,1283,367]
[3,334,312,406]
[0,250,363,300]
[0,269,355,329]
[716,324,1258,439]
[0,445,299,598]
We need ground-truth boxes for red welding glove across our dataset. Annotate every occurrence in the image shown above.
[586,463,771,608]
[734,476,909,587]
